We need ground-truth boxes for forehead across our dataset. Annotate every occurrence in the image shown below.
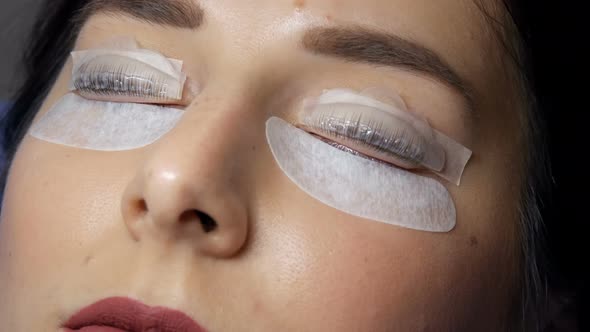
[197,0,493,84]
[201,0,483,32]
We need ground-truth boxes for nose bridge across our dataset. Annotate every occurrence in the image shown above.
[158,93,259,185]
[161,110,239,187]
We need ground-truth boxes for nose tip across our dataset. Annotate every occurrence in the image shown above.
[121,165,249,258]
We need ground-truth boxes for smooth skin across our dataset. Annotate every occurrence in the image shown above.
[0,0,525,331]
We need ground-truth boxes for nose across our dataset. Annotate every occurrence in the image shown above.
[121,106,250,258]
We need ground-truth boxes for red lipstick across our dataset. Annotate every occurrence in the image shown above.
[63,297,207,332]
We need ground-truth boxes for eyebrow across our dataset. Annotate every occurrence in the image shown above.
[81,0,204,29]
[302,27,475,113]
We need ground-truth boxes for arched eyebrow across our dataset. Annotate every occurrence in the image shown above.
[303,26,475,114]
[82,0,204,29]
[82,1,474,114]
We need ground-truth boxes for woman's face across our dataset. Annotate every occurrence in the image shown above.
[0,0,525,331]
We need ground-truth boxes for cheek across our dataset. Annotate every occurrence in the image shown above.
[0,138,131,311]
[0,131,518,330]
[3,137,129,240]
[247,175,503,331]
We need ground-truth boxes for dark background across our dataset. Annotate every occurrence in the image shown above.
[525,2,587,331]
[0,0,41,101]
[0,0,587,330]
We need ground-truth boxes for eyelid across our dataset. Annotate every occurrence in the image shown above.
[298,88,473,185]
[70,48,190,105]
[314,88,433,138]
[298,101,446,172]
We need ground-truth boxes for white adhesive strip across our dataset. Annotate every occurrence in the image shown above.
[266,117,456,232]
[29,94,184,151]
[72,49,184,81]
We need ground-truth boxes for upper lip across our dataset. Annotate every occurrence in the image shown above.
[63,296,207,332]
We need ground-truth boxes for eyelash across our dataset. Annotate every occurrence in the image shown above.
[303,112,426,168]
[73,62,174,102]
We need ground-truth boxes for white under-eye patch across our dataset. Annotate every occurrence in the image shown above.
[29,93,184,151]
[29,38,188,151]
[266,117,457,232]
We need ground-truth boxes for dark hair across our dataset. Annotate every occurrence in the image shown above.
[478,1,553,329]
[0,1,584,330]
[496,1,586,330]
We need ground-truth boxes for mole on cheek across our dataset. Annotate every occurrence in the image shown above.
[293,0,305,9]
[470,236,479,247]
[83,255,94,266]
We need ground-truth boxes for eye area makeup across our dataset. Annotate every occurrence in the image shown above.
[299,103,439,171]
[307,132,417,171]
[70,44,190,106]
[297,88,472,185]
[73,54,177,102]
[299,90,446,172]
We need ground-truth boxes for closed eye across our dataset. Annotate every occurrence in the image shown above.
[71,51,189,106]
[298,102,445,172]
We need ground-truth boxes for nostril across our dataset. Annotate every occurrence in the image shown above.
[137,199,148,212]
[196,211,218,233]
[129,199,148,217]
[179,210,218,233]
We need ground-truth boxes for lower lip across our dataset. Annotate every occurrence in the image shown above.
[63,327,126,332]
[62,297,207,332]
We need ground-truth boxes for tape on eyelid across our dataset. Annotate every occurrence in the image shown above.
[29,94,184,151]
[70,38,187,100]
[307,88,472,185]
[266,117,456,232]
